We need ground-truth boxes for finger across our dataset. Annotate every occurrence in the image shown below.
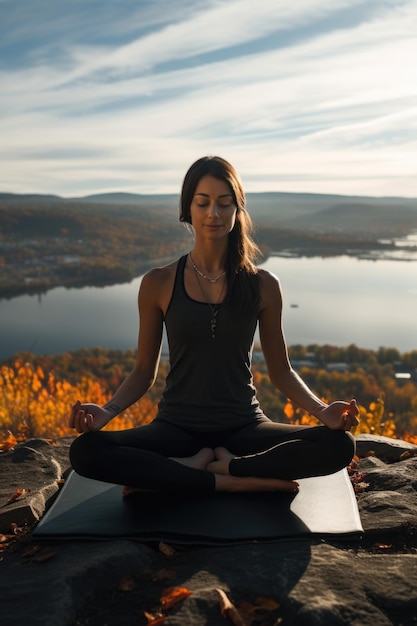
[86,413,96,432]
[350,399,360,416]
[75,409,89,434]
[69,401,81,429]
[344,412,359,430]
[350,412,360,427]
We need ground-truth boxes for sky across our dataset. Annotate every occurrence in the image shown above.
[1,0,417,198]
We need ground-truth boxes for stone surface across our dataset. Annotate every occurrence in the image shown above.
[0,435,416,626]
[0,437,74,533]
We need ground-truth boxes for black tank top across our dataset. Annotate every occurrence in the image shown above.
[157,255,263,431]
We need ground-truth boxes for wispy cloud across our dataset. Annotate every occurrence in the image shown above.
[0,0,416,196]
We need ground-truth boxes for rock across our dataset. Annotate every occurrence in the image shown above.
[0,437,73,533]
[355,433,417,463]
[0,435,417,625]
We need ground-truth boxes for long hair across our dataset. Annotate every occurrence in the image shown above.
[180,156,261,314]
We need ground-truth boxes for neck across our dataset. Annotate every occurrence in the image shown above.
[190,244,227,274]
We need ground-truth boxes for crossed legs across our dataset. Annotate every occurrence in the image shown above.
[69,418,355,494]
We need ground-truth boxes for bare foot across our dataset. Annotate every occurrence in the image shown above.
[170,447,215,470]
[207,447,235,475]
[214,474,299,493]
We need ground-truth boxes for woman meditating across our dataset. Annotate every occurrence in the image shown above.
[69,156,359,494]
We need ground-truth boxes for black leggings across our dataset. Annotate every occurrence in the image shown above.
[69,418,355,493]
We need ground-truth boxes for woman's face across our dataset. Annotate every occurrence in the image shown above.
[189,175,237,240]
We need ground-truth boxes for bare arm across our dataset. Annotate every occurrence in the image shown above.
[69,268,167,433]
[258,269,359,430]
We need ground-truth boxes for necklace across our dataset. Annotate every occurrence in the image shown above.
[188,252,226,283]
[191,262,225,339]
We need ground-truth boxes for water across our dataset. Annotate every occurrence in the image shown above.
[0,255,416,359]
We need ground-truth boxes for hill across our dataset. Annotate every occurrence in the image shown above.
[0,189,416,298]
[2,190,416,232]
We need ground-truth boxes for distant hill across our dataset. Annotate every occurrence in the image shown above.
[76,192,179,205]
[1,190,416,236]
[284,202,417,236]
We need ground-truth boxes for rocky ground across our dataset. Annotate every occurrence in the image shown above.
[1,434,417,626]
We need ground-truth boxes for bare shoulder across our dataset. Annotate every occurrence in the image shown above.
[257,268,283,309]
[139,258,180,314]
[141,259,178,289]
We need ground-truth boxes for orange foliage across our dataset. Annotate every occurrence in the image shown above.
[0,348,415,447]
[0,361,156,444]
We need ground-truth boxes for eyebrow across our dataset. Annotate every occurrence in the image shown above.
[194,192,233,198]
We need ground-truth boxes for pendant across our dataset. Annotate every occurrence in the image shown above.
[210,316,217,338]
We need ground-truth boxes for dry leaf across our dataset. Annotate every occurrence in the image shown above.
[255,597,280,611]
[144,611,166,625]
[216,589,247,626]
[0,432,18,452]
[118,576,136,592]
[6,488,29,504]
[400,451,411,460]
[373,543,393,550]
[160,586,192,609]
[237,601,255,614]
[353,482,370,493]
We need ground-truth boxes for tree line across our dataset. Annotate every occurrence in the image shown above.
[1,345,416,451]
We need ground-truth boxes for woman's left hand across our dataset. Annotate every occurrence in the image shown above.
[317,399,360,431]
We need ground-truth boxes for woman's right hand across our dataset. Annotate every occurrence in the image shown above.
[69,400,113,433]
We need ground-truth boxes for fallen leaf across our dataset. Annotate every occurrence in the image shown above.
[255,597,280,611]
[400,451,411,460]
[237,600,255,614]
[118,576,136,592]
[373,543,393,550]
[353,482,370,493]
[144,611,166,625]
[6,489,29,504]
[160,586,192,609]
[216,589,247,626]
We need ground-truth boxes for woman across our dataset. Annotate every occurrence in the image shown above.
[69,156,359,494]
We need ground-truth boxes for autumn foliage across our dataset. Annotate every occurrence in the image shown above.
[0,357,157,448]
[0,345,416,449]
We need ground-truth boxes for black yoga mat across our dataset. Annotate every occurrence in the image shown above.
[34,469,363,544]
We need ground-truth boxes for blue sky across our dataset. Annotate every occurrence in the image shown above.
[1,0,416,197]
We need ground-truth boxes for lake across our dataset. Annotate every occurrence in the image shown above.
[0,255,416,360]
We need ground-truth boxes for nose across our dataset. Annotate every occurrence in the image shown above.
[207,201,220,218]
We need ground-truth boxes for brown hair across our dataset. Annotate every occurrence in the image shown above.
[180,156,261,313]
[180,156,260,274]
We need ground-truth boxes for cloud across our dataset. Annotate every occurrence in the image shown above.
[0,0,416,196]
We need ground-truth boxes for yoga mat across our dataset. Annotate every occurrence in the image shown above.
[34,469,363,544]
